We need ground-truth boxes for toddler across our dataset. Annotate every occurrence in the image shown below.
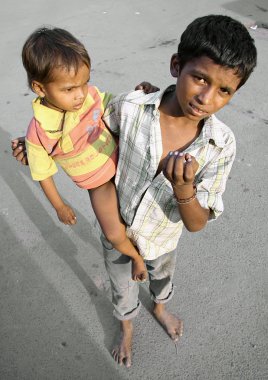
[22,27,147,281]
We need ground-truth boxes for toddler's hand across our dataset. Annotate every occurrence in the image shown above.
[132,255,148,282]
[56,204,77,225]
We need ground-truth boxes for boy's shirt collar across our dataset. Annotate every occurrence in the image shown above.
[125,85,226,149]
[201,114,226,148]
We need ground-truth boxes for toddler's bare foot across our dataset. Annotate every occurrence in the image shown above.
[112,320,133,368]
[153,303,183,342]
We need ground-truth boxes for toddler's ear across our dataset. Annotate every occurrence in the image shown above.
[32,81,45,97]
[170,53,180,78]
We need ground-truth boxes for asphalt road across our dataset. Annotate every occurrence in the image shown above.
[0,1,268,379]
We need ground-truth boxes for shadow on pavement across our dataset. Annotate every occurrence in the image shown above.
[0,126,120,363]
[0,215,125,380]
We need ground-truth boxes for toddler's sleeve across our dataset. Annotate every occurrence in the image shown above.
[26,119,58,181]
[100,91,115,110]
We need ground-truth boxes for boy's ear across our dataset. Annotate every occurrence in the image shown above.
[170,53,180,78]
[31,81,46,97]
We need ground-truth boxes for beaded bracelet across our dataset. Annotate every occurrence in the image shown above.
[175,186,197,204]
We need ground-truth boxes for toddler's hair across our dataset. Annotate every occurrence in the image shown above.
[177,15,257,88]
[22,27,91,88]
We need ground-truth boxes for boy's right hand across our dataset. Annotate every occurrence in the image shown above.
[135,81,160,94]
[56,204,77,225]
[163,152,199,191]
[11,137,28,165]
[132,255,148,282]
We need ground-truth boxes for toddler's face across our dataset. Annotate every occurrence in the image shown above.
[37,63,90,112]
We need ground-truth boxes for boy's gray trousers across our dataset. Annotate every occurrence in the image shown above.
[101,236,177,320]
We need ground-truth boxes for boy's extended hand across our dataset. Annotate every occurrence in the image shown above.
[163,151,199,194]
[56,203,77,225]
[11,137,28,165]
[132,255,148,282]
[135,81,160,94]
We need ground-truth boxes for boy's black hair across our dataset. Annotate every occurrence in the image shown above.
[177,15,257,88]
[22,27,91,88]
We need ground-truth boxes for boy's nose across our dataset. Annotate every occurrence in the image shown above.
[196,88,214,105]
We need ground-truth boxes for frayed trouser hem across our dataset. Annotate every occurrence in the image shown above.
[150,284,174,304]
[113,300,141,321]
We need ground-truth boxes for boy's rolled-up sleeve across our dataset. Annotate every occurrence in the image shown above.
[102,93,125,136]
[196,137,236,220]
[95,87,120,135]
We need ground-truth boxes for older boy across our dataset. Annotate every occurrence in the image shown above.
[12,15,257,368]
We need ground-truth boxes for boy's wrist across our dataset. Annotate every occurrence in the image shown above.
[132,253,144,262]
[175,186,197,204]
[173,183,196,200]
[54,201,66,212]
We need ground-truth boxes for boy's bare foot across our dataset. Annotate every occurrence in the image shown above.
[153,303,183,341]
[112,320,133,368]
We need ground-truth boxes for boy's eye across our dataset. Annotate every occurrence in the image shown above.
[220,87,230,95]
[194,75,206,84]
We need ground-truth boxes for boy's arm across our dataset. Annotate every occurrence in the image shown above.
[175,184,210,231]
[99,82,159,110]
[164,134,236,231]
[40,176,76,225]
[164,152,209,231]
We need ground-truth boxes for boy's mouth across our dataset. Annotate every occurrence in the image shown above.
[189,102,207,116]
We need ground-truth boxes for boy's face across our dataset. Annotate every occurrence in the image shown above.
[170,54,241,122]
[32,63,90,112]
